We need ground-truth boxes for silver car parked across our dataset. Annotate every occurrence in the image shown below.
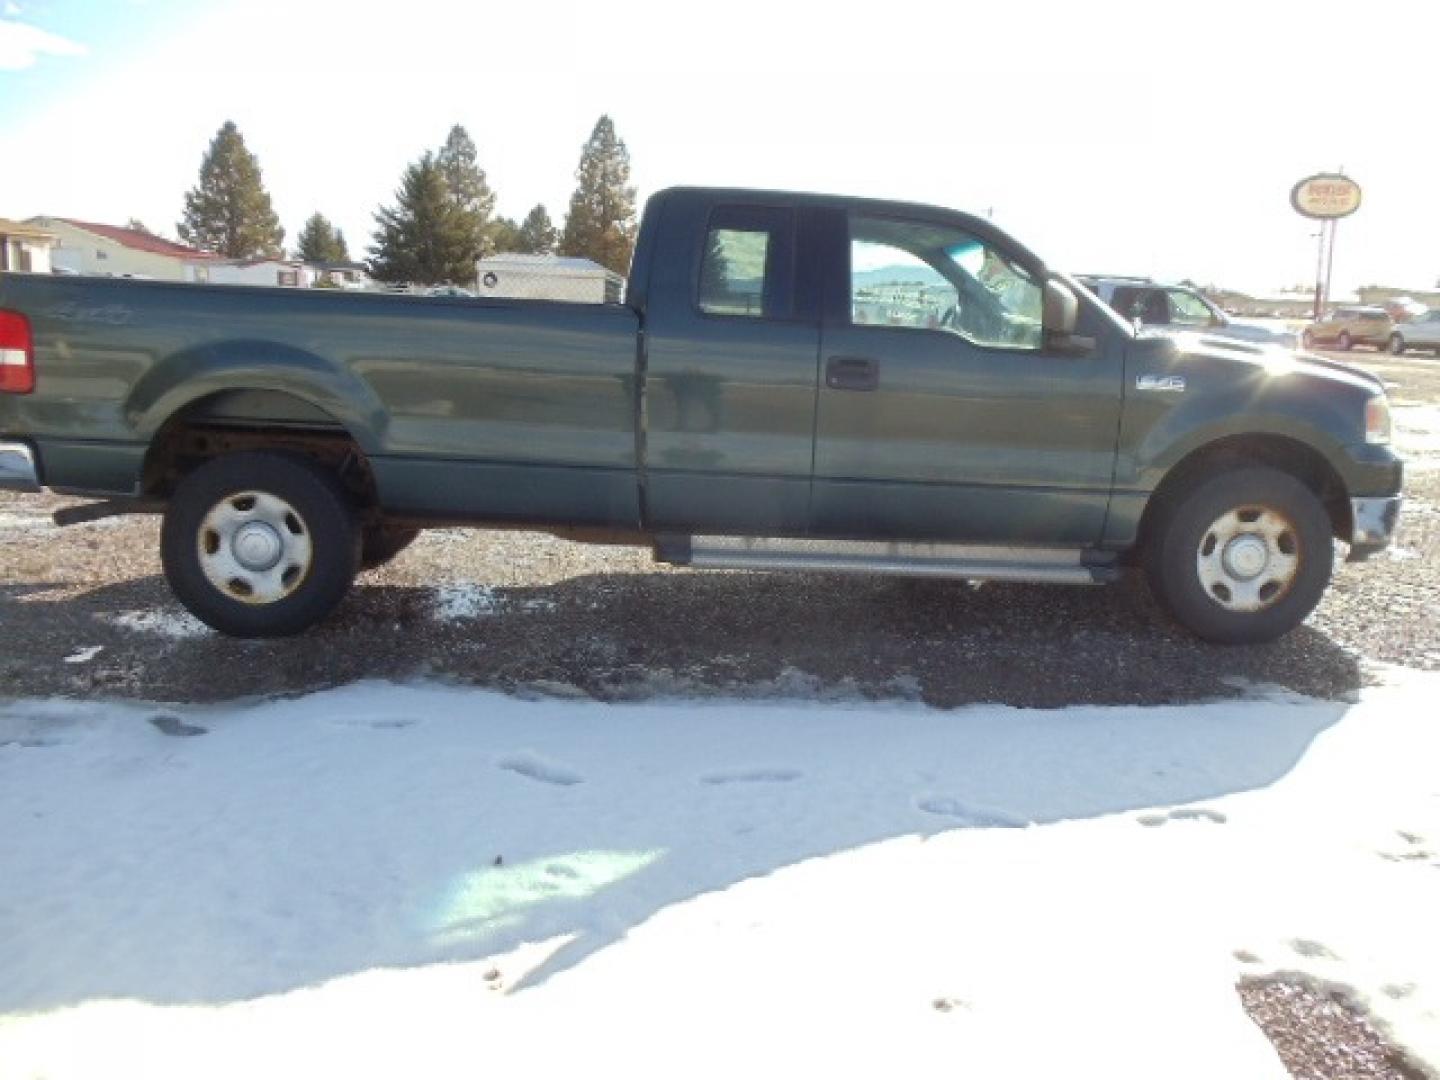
[1077,276,1299,350]
[1388,309,1440,356]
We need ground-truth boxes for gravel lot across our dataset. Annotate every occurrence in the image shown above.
[2,349,1436,707]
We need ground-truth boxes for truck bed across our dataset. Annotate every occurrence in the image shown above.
[0,274,643,526]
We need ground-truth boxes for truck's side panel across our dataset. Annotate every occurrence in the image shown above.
[637,192,821,535]
[1100,334,1403,547]
[809,207,1125,546]
[0,275,642,526]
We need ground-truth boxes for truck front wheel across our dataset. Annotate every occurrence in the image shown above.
[160,451,361,637]
[1144,467,1332,644]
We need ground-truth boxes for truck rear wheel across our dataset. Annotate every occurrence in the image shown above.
[1144,467,1332,644]
[160,451,360,637]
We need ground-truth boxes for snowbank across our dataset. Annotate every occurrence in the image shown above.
[2,672,1437,1079]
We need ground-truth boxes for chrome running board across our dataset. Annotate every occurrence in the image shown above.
[655,536,1117,584]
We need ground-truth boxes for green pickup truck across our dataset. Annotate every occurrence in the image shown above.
[0,187,1403,643]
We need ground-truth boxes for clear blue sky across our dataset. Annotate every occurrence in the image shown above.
[3,0,1438,297]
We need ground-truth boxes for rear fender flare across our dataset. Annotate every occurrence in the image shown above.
[126,340,386,453]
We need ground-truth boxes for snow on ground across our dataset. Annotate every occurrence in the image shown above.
[104,610,211,640]
[1393,403,1440,471]
[1,671,1438,1080]
[432,583,557,620]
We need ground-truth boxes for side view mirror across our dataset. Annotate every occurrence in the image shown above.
[1043,278,1095,355]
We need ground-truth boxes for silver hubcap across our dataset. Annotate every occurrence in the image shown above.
[197,491,313,604]
[1196,506,1300,613]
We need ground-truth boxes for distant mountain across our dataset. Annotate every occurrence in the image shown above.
[853,263,947,287]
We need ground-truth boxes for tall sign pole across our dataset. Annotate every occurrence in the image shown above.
[1292,172,1362,323]
[1312,225,1328,322]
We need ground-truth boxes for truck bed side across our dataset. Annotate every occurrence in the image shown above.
[0,274,642,527]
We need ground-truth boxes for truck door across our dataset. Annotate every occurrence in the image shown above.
[810,209,1123,545]
[640,198,821,534]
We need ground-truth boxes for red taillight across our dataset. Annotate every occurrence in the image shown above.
[0,310,35,394]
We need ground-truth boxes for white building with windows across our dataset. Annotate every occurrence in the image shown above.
[27,217,216,280]
[0,218,57,274]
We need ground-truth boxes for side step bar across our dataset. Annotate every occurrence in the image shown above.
[655,536,1120,584]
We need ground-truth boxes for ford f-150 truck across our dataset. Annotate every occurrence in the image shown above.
[0,187,1403,643]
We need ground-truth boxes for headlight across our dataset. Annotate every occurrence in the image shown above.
[1365,394,1392,445]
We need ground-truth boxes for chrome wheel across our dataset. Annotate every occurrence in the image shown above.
[1195,506,1301,613]
[197,491,313,604]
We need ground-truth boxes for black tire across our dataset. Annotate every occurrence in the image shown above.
[1143,467,1332,644]
[1389,333,1406,356]
[160,451,360,637]
[1338,331,1353,350]
[361,524,421,570]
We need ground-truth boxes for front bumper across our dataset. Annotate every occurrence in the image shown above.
[0,440,41,492]
[1348,495,1402,560]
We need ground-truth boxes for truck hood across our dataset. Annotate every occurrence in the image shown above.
[1135,331,1386,395]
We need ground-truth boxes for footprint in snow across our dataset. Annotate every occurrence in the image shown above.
[1137,807,1227,827]
[1290,938,1340,960]
[327,716,419,730]
[497,753,585,787]
[148,714,208,738]
[1378,830,1433,863]
[701,768,803,785]
[916,796,1025,828]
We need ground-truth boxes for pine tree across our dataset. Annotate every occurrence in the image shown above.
[559,115,637,274]
[177,121,285,258]
[436,124,496,260]
[367,152,476,285]
[296,212,351,263]
[518,204,557,255]
[487,216,523,253]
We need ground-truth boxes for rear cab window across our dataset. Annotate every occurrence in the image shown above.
[696,206,795,320]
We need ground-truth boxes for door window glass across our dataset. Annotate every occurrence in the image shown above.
[849,215,1042,349]
[1167,289,1215,326]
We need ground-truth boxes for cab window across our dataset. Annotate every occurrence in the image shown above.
[1166,289,1216,327]
[848,214,1042,349]
[697,206,794,320]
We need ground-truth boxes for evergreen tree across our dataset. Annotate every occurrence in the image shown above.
[518,204,557,255]
[367,152,476,285]
[177,120,285,258]
[436,124,496,259]
[296,212,351,263]
[488,216,522,253]
[559,115,637,274]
